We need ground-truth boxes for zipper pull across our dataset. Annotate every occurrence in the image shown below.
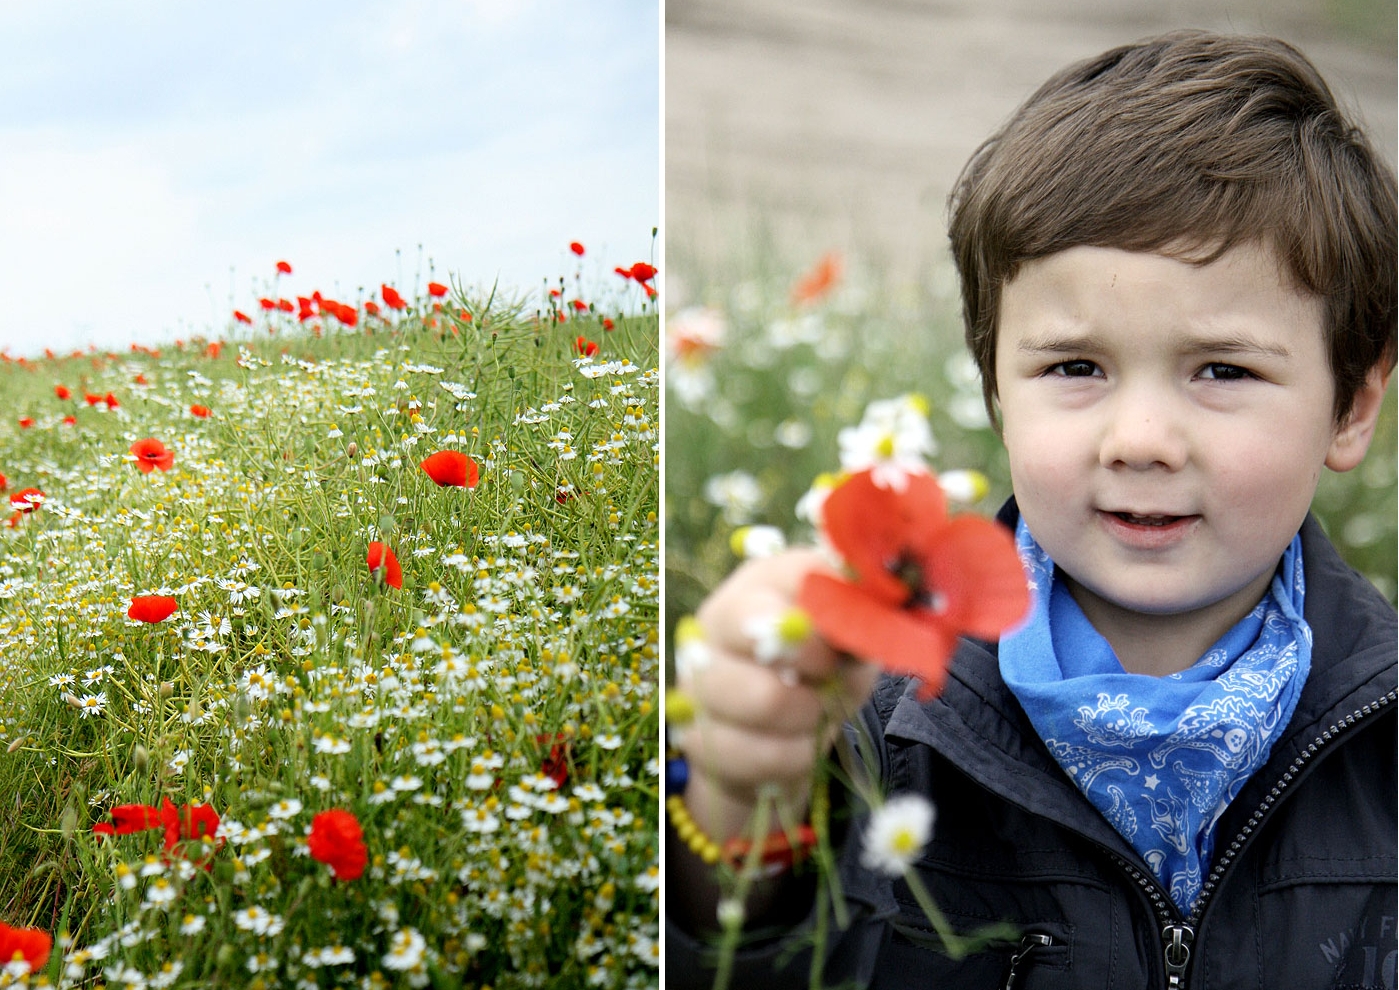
[1162,923,1194,989]
[1001,933,1053,990]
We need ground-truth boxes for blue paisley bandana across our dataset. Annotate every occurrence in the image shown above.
[999,521,1310,915]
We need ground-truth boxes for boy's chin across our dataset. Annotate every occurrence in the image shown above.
[1063,572,1272,623]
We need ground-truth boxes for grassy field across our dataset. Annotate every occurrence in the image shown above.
[0,259,659,989]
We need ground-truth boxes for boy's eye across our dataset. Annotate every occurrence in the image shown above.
[1198,363,1253,381]
[1048,359,1099,377]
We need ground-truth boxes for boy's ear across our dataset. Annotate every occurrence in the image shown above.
[1325,363,1391,472]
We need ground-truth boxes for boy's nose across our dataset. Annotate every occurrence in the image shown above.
[1098,391,1188,471]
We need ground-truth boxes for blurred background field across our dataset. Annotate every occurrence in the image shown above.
[664,0,1398,629]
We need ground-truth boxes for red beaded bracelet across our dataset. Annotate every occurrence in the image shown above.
[667,792,818,875]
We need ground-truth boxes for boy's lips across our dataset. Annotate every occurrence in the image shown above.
[1096,509,1200,548]
[1109,511,1189,526]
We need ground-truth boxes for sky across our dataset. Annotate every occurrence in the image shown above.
[0,0,659,355]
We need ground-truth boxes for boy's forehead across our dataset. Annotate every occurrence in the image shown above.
[998,244,1328,343]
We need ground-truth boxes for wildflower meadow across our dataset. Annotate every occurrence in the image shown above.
[0,248,660,989]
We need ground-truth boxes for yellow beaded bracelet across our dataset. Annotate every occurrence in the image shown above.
[666,795,722,864]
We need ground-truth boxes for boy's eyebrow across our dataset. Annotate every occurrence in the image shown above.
[1175,332,1292,358]
[1012,332,1112,354]
[1013,331,1292,358]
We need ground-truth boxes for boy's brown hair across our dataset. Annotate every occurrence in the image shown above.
[948,30,1397,427]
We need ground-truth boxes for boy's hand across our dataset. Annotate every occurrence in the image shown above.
[676,549,882,841]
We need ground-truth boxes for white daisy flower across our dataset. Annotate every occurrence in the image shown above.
[382,928,427,971]
[860,793,936,876]
[743,607,813,665]
[838,394,937,491]
[729,525,787,559]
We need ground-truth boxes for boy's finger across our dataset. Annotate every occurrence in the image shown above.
[680,715,823,793]
[679,644,830,737]
[696,549,847,680]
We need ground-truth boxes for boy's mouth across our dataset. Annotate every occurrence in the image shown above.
[1112,512,1184,526]
[1098,510,1200,548]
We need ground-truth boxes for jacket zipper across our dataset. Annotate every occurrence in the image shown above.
[1107,689,1395,990]
[1001,933,1054,990]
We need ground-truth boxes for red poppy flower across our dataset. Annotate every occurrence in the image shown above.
[792,251,842,306]
[427,281,448,298]
[133,373,149,385]
[367,542,403,589]
[84,393,102,406]
[160,798,221,858]
[307,809,368,881]
[233,310,252,324]
[538,733,571,788]
[364,300,381,317]
[570,241,585,256]
[259,297,277,310]
[54,385,70,400]
[0,920,52,974]
[0,473,6,492]
[17,417,33,429]
[602,317,615,331]
[189,404,211,418]
[110,803,163,835]
[9,488,42,513]
[277,298,295,313]
[276,260,293,274]
[797,469,1029,699]
[419,450,479,488]
[128,595,178,623]
[570,299,588,312]
[103,392,119,409]
[574,336,599,358]
[628,261,657,283]
[130,438,174,473]
[62,415,76,426]
[381,285,406,310]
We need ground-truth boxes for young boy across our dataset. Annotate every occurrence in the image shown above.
[667,31,1396,990]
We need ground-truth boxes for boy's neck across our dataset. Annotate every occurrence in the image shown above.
[1062,570,1277,678]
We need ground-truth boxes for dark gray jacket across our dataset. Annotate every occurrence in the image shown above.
[666,512,1397,989]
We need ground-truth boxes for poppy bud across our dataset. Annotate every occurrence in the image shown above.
[133,744,149,772]
[346,442,358,459]
[159,682,174,698]
[60,805,78,840]
[509,470,526,493]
